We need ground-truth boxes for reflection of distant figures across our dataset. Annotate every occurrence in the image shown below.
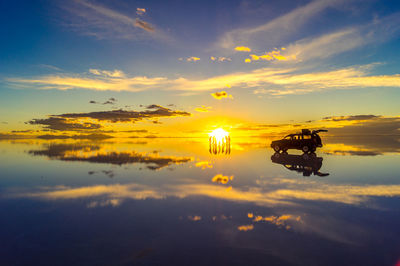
[209,136,231,155]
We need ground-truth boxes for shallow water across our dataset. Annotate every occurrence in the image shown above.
[1,136,400,265]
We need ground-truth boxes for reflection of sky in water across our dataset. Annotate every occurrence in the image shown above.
[1,137,400,265]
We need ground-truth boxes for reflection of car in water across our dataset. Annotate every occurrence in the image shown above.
[271,129,328,153]
[271,152,329,177]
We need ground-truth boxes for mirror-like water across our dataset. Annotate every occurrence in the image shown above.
[1,136,400,265]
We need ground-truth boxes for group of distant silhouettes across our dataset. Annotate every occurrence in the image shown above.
[209,136,231,155]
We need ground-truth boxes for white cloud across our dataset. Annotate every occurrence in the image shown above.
[216,0,351,50]
[89,69,125,78]
[6,64,400,95]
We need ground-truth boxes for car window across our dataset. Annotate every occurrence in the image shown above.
[303,135,311,139]
[284,136,291,140]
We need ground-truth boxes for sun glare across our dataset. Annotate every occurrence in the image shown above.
[209,128,229,140]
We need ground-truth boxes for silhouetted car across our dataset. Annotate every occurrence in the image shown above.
[270,129,327,153]
[271,152,329,177]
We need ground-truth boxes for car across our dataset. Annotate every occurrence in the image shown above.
[270,129,327,153]
[271,152,329,177]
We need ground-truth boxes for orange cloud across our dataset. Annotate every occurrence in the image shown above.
[195,161,213,169]
[212,174,234,184]
[235,46,251,52]
[136,8,146,15]
[211,91,233,100]
[186,57,200,62]
[246,48,295,63]
[188,215,202,221]
[248,213,301,229]
[237,224,254,231]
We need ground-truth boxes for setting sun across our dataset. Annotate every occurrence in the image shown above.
[209,128,229,141]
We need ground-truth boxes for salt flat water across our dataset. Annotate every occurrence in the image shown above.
[1,136,400,265]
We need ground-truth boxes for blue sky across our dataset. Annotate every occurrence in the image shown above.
[0,0,400,135]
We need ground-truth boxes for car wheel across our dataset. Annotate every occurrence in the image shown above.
[302,145,309,153]
[273,145,281,152]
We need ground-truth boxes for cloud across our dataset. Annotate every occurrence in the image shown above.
[216,0,352,50]
[234,46,251,52]
[6,69,169,92]
[27,105,190,133]
[11,130,35,133]
[195,105,211,112]
[195,161,213,169]
[136,8,146,15]
[7,63,400,96]
[280,13,400,63]
[211,174,233,184]
[234,124,290,131]
[87,198,122,208]
[28,143,193,170]
[103,97,117,105]
[325,116,400,136]
[61,0,162,39]
[323,149,382,156]
[28,117,102,131]
[322,135,400,154]
[37,133,112,140]
[11,176,400,210]
[249,65,400,96]
[211,91,233,100]
[248,213,301,230]
[134,18,154,32]
[56,105,190,123]
[187,215,202,221]
[89,69,124,78]
[90,97,117,105]
[323,115,380,122]
[237,224,254,231]
[186,57,200,62]
[246,48,296,63]
[210,56,231,62]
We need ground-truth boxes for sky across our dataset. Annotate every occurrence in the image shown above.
[0,0,399,138]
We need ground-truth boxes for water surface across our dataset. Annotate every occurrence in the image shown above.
[1,136,400,265]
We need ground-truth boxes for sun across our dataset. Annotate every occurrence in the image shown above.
[209,128,229,141]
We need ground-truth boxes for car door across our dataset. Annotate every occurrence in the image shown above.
[291,135,301,149]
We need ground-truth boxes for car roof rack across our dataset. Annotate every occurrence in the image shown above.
[312,129,328,134]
